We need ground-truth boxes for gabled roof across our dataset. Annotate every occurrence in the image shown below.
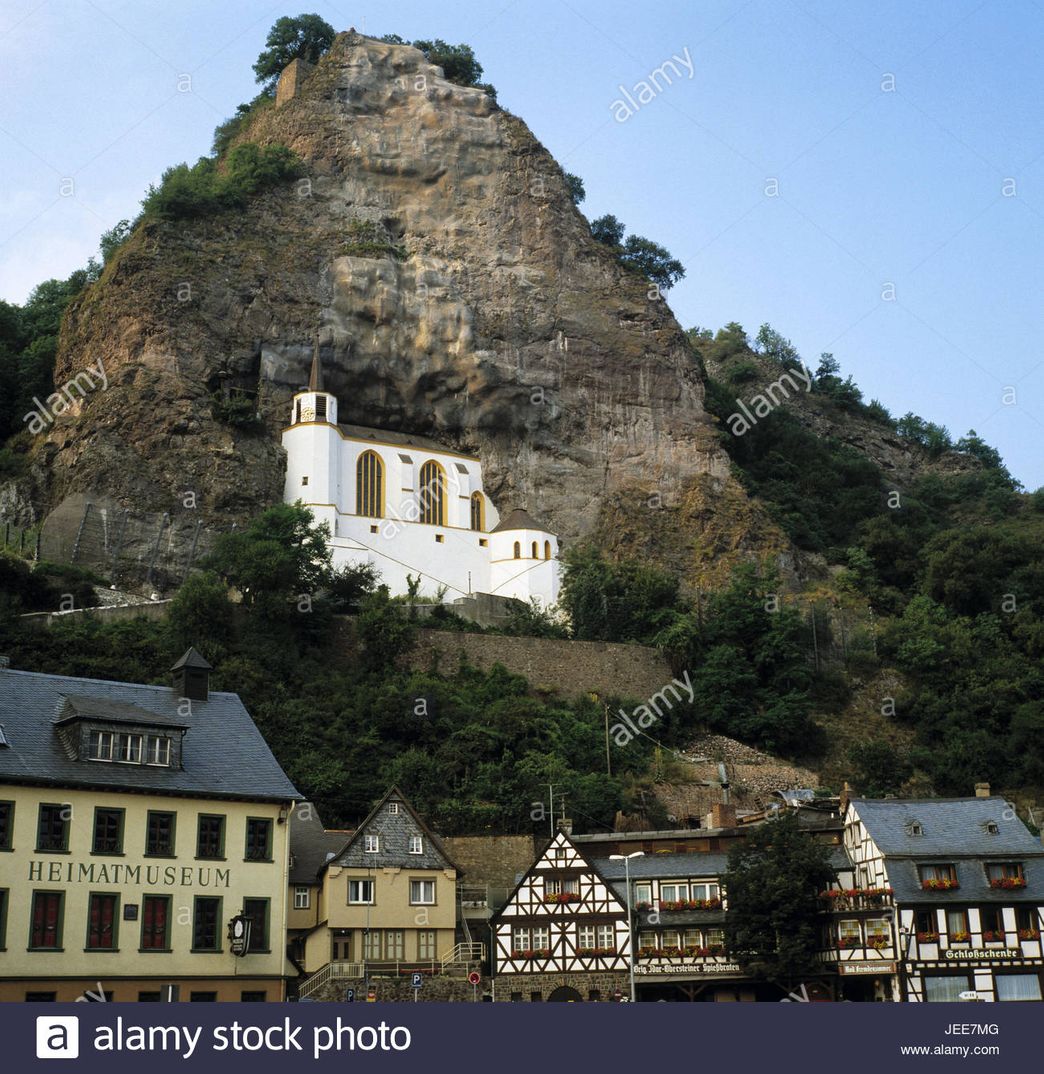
[851,797,1044,858]
[170,647,212,672]
[0,667,301,803]
[328,786,460,874]
[337,423,479,460]
[490,829,628,925]
[491,508,549,533]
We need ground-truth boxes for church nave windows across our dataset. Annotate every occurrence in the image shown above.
[419,460,446,526]
[356,451,384,518]
[470,492,485,531]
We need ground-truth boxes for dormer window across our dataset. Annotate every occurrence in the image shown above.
[985,822,999,835]
[986,862,1026,889]
[365,834,379,853]
[388,803,399,815]
[146,735,171,766]
[409,835,423,854]
[88,730,114,761]
[85,729,172,767]
[118,733,143,764]
[906,821,924,836]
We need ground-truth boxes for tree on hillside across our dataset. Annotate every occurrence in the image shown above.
[565,173,586,205]
[202,502,331,610]
[590,213,625,246]
[253,13,336,92]
[619,235,685,291]
[723,813,837,988]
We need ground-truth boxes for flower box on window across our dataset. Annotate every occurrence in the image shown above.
[921,878,959,891]
[988,876,1026,890]
[511,948,552,959]
[915,931,940,943]
[576,946,616,957]
[836,937,859,949]
[635,900,653,911]
[949,931,971,943]
[543,891,580,904]
[658,898,723,911]
[982,930,1006,943]
[868,937,890,951]
[1017,929,1040,941]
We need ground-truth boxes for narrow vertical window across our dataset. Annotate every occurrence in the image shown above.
[513,541,521,559]
[419,460,445,525]
[29,892,63,949]
[531,541,538,558]
[141,896,170,950]
[470,492,485,531]
[544,540,551,559]
[315,395,327,421]
[86,893,119,950]
[356,451,384,518]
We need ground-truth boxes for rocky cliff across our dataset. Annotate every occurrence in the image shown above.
[32,31,781,586]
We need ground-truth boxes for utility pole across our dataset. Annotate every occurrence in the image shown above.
[604,702,612,776]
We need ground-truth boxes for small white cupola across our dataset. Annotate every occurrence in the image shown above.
[291,336,338,425]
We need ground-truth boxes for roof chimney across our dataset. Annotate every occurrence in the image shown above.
[171,647,212,702]
[974,782,991,798]
[556,817,573,836]
[840,781,855,815]
[710,803,737,829]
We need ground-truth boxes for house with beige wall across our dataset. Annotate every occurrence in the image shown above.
[0,650,301,1002]
[291,788,461,982]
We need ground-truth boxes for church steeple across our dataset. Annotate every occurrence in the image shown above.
[290,334,337,426]
[308,335,324,392]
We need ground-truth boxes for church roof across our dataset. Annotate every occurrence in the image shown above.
[491,508,550,533]
[337,423,479,460]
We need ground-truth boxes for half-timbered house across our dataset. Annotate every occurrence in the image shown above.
[845,791,1044,1002]
[491,830,631,1001]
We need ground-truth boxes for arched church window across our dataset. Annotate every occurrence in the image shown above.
[544,540,551,559]
[470,492,485,532]
[356,451,384,518]
[513,542,521,559]
[419,460,446,526]
[295,399,302,424]
[531,541,538,559]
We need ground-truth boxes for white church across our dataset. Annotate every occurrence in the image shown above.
[281,349,561,606]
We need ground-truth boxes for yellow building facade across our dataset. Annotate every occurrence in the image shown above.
[291,789,459,977]
[0,651,301,1002]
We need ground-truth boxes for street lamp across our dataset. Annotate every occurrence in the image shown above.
[610,851,645,1002]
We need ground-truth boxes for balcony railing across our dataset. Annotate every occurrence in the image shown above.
[818,887,894,911]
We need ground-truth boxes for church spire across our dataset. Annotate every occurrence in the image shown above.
[308,335,324,392]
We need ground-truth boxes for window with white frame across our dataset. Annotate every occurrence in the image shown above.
[838,919,862,945]
[87,730,114,761]
[661,930,681,949]
[634,882,652,904]
[660,882,688,902]
[409,835,423,854]
[596,924,614,949]
[577,925,595,949]
[410,879,435,905]
[145,735,171,766]
[532,926,549,950]
[705,928,725,948]
[363,930,382,959]
[364,834,379,853]
[546,877,579,895]
[683,928,701,948]
[294,887,310,909]
[388,803,399,814]
[348,879,375,904]
[865,918,891,943]
[117,733,143,764]
[638,930,657,949]
[691,882,719,902]
[512,927,531,951]
[924,975,970,1002]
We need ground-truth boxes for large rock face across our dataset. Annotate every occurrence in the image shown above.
[39,32,760,585]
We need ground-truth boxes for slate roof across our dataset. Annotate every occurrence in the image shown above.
[594,852,731,881]
[288,806,353,885]
[853,797,1044,905]
[490,508,550,534]
[53,694,189,730]
[331,786,461,873]
[0,667,302,803]
[852,797,1043,858]
[337,423,478,460]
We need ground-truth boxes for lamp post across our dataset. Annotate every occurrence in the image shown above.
[610,851,644,1002]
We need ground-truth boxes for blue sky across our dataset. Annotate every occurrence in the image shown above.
[1,0,1041,488]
